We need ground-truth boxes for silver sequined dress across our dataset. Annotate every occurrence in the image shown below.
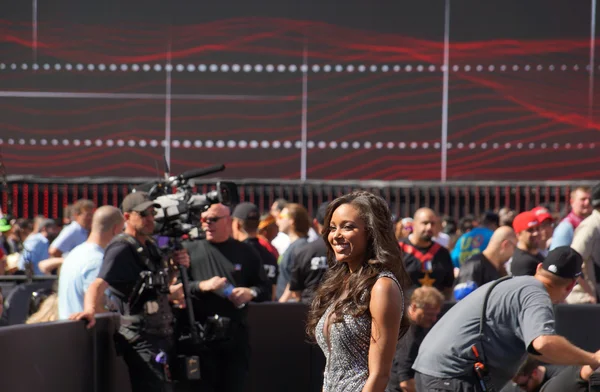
[315,271,404,392]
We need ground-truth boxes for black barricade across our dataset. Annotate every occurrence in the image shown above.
[3,280,56,325]
[1,303,600,392]
[554,304,600,352]
[0,318,96,392]
[246,302,324,392]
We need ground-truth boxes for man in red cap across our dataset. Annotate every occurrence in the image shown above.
[510,211,545,276]
[531,206,554,257]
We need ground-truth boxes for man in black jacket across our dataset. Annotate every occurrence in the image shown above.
[288,202,329,304]
[387,286,444,392]
[231,202,278,300]
[184,203,270,392]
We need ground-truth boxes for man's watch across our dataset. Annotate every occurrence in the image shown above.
[249,288,258,298]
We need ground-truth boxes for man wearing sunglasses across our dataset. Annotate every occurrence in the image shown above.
[183,202,271,392]
[71,191,190,392]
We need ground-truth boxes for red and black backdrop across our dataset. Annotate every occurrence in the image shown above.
[1,0,599,181]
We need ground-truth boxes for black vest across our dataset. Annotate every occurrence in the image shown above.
[110,233,174,337]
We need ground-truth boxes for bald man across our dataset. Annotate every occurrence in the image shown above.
[58,206,125,319]
[399,208,455,299]
[183,203,271,392]
[454,226,517,301]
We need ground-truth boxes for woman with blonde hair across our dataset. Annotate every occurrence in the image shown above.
[26,293,59,324]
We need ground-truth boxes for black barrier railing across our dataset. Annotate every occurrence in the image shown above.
[1,303,600,392]
[0,304,325,392]
[2,176,596,222]
[0,314,118,392]
[1,277,57,325]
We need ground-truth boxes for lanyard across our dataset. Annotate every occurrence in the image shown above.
[399,241,441,272]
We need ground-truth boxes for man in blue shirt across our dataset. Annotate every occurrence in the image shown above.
[58,205,124,319]
[451,212,499,268]
[550,186,592,250]
[49,199,94,258]
[19,219,59,275]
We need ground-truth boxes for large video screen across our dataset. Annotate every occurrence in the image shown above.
[1,0,597,180]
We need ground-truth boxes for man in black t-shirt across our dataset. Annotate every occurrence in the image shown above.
[184,203,270,392]
[387,286,444,392]
[510,211,545,276]
[454,226,517,300]
[289,202,329,304]
[70,192,190,392]
[399,208,454,299]
[231,202,278,300]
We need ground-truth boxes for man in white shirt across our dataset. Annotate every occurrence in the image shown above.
[433,216,450,248]
[270,198,291,255]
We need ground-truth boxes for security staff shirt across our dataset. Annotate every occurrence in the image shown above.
[185,238,271,325]
[289,237,328,304]
[243,237,278,287]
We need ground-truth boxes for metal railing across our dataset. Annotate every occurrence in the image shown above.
[3,176,596,221]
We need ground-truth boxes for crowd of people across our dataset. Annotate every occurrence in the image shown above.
[0,183,599,391]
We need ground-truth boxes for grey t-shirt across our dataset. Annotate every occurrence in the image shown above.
[413,276,556,389]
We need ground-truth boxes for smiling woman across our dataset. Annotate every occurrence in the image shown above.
[306,191,412,392]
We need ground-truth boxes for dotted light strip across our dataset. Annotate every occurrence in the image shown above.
[1,138,595,151]
[0,62,594,73]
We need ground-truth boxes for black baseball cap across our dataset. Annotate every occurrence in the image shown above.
[121,192,160,213]
[542,246,583,279]
[232,202,260,221]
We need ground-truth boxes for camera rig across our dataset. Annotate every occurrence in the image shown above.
[132,164,239,375]
[138,164,238,238]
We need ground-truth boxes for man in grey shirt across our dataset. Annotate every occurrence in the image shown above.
[413,246,600,391]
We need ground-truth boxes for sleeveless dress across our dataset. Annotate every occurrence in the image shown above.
[315,271,404,392]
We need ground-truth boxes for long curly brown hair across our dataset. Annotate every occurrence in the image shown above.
[306,191,411,341]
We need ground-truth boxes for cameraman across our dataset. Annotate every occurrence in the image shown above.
[183,203,270,392]
[70,192,190,392]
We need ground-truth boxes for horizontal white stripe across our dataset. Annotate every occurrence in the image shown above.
[0,138,594,151]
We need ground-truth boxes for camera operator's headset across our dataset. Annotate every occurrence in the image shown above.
[471,275,513,392]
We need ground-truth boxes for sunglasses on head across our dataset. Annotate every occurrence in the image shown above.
[201,216,227,224]
[136,209,157,218]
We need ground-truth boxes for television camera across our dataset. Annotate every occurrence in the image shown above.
[137,164,238,238]
[132,164,239,380]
